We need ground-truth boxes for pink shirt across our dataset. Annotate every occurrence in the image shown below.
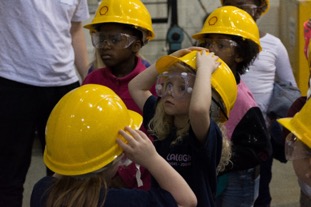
[225,80,258,139]
[83,57,147,114]
[83,57,154,190]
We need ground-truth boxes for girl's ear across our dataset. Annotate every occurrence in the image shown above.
[131,40,142,53]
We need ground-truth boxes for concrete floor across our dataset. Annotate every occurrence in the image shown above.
[22,140,301,207]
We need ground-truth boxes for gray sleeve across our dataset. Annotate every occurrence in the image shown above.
[274,39,298,87]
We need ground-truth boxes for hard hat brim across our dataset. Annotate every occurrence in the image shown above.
[278,117,311,149]
[277,118,293,135]
[156,53,197,74]
[128,110,143,130]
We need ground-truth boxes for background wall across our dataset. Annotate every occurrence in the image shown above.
[84,0,281,63]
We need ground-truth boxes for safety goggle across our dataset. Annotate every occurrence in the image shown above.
[197,39,238,51]
[285,133,311,160]
[91,32,137,49]
[236,4,259,16]
[155,72,195,99]
[223,3,259,17]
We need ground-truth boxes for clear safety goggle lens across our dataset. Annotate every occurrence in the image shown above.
[155,72,195,99]
[223,3,258,16]
[285,133,311,160]
[197,39,238,51]
[237,4,258,16]
[91,32,137,49]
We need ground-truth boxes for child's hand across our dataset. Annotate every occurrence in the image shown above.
[196,50,220,74]
[117,127,157,168]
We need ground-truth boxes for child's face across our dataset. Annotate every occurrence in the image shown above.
[161,92,191,117]
[197,34,240,76]
[93,23,139,69]
[158,68,194,116]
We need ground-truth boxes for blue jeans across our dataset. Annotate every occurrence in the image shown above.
[217,167,260,207]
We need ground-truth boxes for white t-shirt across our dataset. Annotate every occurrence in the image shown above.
[0,0,89,86]
[241,33,297,124]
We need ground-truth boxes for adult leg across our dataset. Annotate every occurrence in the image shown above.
[254,157,273,207]
[0,77,38,207]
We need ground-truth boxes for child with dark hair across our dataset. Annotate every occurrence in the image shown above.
[82,0,156,190]
[219,1,299,206]
[192,6,271,206]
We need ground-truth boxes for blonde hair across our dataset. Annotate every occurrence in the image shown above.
[149,102,231,172]
[148,99,189,145]
[45,173,107,207]
[149,62,232,169]
[44,158,123,207]
[216,123,232,173]
[148,62,193,145]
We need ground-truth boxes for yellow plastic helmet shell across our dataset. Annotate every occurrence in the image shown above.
[192,6,261,51]
[156,50,237,118]
[278,99,311,149]
[84,0,155,42]
[44,84,142,176]
[220,0,270,16]
[308,40,311,68]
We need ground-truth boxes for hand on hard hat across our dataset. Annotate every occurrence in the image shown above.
[117,127,157,169]
[155,48,237,119]
[44,84,142,176]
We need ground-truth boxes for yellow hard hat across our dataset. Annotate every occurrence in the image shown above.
[84,0,155,42]
[278,99,311,149]
[308,40,311,68]
[156,50,237,118]
[192,6,261,51]
[220,0,270,16]
[44,84,142,176]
